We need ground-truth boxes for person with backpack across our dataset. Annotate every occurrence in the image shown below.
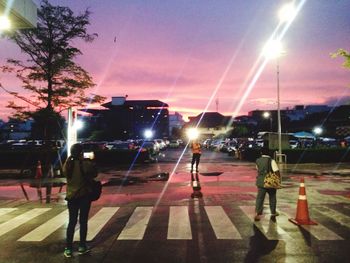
[63,143,98,258]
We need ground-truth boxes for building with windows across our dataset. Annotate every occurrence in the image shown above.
[84,96,169,140]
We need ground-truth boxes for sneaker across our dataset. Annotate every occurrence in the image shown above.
[64,248,73,258]
[78,246,91,255]
[254,215,261,221]
[271,212,280,217]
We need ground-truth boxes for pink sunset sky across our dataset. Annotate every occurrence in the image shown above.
[0,0,349,121]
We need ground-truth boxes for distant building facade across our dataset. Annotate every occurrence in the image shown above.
[186,112,231,138]
[169,112,184,136]
[85,96,169,139]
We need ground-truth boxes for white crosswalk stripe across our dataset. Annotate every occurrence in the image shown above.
[314,206,350,228]
[239,206,291,240]
[75,207,120,241]
[118,207,153,240]
[0,208,51,237]
[18,210,68,242]
[204,206,242,239]
[0,208,17,217]
[167,206,192,240]
[281,207,344,240]
[0,205,349,242]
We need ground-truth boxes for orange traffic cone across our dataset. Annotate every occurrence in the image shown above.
[35,160,43,179]
[289,177,317,225]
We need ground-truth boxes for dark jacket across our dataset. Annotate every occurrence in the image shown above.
[255,156,272,188]
[64,158,98,200]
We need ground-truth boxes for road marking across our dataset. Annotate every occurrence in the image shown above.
[314,206,350,229]
[18,210,68,241]
[239,206,291,240]
[0,208,51,237]
[281,208,344,240]
[118,207,153,240]
[0,208,17,217]
[204,206,242,239]
[167,206,192,240]
[74,207,119,241]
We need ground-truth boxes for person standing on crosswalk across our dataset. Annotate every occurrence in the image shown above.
[190,139,202,173]
[254,147,280,221]
[63,143,98,258]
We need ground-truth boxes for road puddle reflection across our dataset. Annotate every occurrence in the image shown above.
[0,179,66,203]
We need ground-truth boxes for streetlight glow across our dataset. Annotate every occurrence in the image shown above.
[144,129,154,139]
[74,119,84,130]
[313,127,323,136]
[0,15,11,30]
[278,3,297,23]
[263,39,283,59]
[187,128,199,140]
[263,112,270,119]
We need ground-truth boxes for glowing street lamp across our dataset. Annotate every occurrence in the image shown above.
[262,111,272,132]
[263,39,283,60]
[144,129,154,139]
[74,119,84,130]
[0,15,11,31]
[278,2,297,23]
[313,127,323,136]
[186,128,199,140]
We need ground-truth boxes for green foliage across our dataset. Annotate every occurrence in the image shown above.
[30,108,65,139]
[0,0,104,120]
[332,49,350,69]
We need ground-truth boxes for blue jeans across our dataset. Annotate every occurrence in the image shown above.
[66,196,91,249]
[255,187,277,215]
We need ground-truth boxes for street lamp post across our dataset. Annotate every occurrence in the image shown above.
[262,111,272,132]
[276,57,282,163]
[263,39,284,162]
[262,2,297,163]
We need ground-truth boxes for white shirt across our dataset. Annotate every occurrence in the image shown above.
[256,155,279,172]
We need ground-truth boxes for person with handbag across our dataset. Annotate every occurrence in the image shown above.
[63,143,98,258]
[254,147,281,221]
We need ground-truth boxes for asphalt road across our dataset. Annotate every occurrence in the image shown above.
[0,148,349,263]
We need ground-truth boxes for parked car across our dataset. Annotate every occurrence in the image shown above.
[168,140,180,148]
[155,139,167,150]
[82,141,108,151]
[108,141,135,150]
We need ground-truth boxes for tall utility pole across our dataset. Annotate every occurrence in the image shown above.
[216,98,219,112]
[277,59,282,163]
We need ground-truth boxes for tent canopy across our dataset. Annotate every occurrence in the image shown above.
[293,131,315,139]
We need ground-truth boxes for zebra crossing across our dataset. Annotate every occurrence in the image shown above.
[0,205,349,242]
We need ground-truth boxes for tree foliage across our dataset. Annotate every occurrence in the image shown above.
[0,0,104,121]
[332,49,350,70]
